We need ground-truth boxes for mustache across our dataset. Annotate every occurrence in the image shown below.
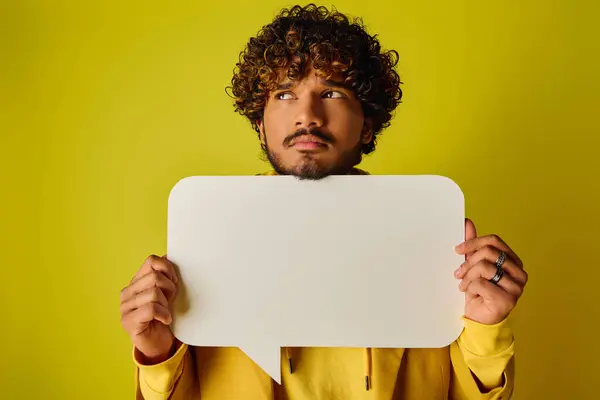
[283,128,335,147]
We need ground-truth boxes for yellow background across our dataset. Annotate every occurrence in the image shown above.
[2,1,598,398]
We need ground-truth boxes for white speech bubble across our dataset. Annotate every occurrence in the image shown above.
[167,175,465,384]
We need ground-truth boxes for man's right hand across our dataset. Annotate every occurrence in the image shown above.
[120,255,180,364]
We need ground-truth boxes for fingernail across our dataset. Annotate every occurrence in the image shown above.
[454,267,461,277]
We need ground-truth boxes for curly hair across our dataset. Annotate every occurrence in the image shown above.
[227,4,402,154]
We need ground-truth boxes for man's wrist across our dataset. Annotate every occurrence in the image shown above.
[136,338,182,366]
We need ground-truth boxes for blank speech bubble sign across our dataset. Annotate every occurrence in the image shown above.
[167,175,465,384]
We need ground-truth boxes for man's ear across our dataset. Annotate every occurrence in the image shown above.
[257,119,266,146]
[361,118,373,144]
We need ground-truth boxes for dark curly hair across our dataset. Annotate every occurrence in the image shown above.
[227,4,402,154]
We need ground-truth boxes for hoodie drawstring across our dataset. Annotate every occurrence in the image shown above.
[364,348,372,391]
[285,347,293,374]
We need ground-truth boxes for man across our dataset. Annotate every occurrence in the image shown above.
[120,4,527,399]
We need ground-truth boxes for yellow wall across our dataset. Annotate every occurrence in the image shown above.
[2,1,598,398]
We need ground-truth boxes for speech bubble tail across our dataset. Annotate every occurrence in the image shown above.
[240,342,281,384]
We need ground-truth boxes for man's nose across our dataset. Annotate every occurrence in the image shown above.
[295,95,325,129]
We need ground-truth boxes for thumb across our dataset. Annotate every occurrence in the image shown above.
[465,218,477,241]
[464,218,477,260]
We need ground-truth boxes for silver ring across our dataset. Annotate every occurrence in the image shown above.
[495,251,507,268]
[489,267,504,285]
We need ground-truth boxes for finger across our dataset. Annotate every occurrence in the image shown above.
[120,286,169,315]
[464,218,478,261]
[132,254,179,285]
[464,277,518,315]
[455,245,528,286]
[456,234,523,268]
[120,270,177,304]
[125,270,178,303]
[122,302,172,331]
[465,218,477,241]
[458,260,523,297]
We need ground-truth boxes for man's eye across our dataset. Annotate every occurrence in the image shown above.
[275,92,294,100]
[323,91,345,99]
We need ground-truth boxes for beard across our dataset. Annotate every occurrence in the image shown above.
[262,132,363,180]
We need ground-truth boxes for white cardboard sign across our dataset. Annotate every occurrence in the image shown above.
[167,175,465,384]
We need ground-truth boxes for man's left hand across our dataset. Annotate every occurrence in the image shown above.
[454,219,528,325]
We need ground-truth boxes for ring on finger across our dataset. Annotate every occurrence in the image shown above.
[495,251,507,268]
[489,266,504,285]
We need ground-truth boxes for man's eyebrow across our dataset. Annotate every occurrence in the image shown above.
[274,82,296,91]
[322,79,351,90]
[272,79,351,92]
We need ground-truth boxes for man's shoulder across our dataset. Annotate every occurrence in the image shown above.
[351,168,370,175]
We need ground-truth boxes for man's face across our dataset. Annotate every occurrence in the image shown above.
[258,67,372,180]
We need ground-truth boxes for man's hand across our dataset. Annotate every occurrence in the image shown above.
[120,255,180,364]
[454,219,528,325]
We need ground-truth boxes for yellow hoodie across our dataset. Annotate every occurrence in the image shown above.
[133,170,515,399]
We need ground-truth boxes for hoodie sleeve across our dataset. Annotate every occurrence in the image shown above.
[134,344,197,400]
[449,317,515,399]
